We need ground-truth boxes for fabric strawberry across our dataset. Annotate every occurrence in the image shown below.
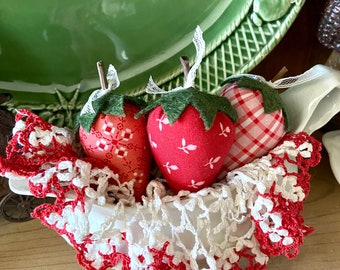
[136,27,237,194]
[219,75,291,173]
[77,61,151,201]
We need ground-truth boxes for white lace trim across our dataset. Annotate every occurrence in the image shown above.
[146,26,205,95]
[5,114,316,269]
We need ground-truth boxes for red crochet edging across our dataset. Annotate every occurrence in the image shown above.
[0,109,78,177]
[1,110,323,269]
[252,132,321,260]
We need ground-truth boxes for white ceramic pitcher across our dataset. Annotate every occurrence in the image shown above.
[279,64,340,183]
[279,64,340,134]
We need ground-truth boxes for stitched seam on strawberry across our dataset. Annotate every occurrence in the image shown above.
[136,88,238,130]
[223,76,291,131]
[78,94,146,133]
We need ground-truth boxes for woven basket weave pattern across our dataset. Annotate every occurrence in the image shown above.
[162,5,302,94]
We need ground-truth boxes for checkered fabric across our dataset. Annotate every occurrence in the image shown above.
[221,83,286,171]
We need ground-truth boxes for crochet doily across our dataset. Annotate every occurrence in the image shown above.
[0,109,322,270]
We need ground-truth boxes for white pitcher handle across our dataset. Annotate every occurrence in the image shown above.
[280,65,340,134]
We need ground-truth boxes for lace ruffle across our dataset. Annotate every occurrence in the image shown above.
[0,110,322,270]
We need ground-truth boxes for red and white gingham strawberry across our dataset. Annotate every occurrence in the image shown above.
[77,61,151,201]
[137,27,237,194]
[219,75,291,173]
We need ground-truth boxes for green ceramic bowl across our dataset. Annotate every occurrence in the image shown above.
[0,0,305,127]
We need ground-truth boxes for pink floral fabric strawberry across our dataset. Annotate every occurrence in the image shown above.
[219,76,290,173]
[147,104,235,193]
[79,103,151,200]
[78,62,151,201]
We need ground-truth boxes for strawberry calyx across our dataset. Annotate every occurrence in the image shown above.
[78,93,146,133]
[136,26,237,131]
[221,75,291,131]
[136,87,237,130]
[76,61,146,133]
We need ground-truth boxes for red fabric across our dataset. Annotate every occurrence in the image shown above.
[79,103,151,201]
[220,83,286,171]
[147,105,235,193]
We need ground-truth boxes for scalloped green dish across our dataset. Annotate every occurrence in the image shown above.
[0,0,305,127]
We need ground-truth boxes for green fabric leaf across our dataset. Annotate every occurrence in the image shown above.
[222,75,291,131]
[77,92,146,133]
[136,88,237,130]
[78,112,97,133]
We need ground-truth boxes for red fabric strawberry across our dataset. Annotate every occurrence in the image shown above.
[137,27,237,194]
[77,62,151,201]
[219,75,291,173]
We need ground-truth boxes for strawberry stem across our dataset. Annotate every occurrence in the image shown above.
[272,66,288,82]
[180,56,190,81]
[97,60,108,90]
